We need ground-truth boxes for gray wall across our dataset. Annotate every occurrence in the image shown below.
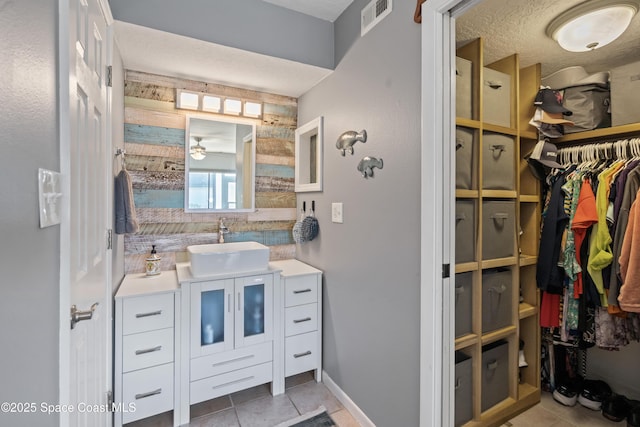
[109,0,334,69]
[297,0,422,425]
[0,0,60,425]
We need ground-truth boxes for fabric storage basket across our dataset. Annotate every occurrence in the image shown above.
[456,57,473,120]
[482,200,515,260]
[455,200,476,263]
[481,340,509,411]
[455,352,473,427]
[481,268,512,333]
[610,61,640,126]
[482,132,514,190]
[456,127,475,190]
[455,272,473,338]
[483,67,511,128]
[562,84,611,133]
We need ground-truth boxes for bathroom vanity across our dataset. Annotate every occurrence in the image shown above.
[113,256,322,427]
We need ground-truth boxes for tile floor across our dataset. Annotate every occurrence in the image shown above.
[126,371,361,427]
[502,391,626,427]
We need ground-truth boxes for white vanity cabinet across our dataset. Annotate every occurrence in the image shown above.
[270,259,323,381]
[188,273,274,404]
[114,272,180,427]
[176,263,282,424]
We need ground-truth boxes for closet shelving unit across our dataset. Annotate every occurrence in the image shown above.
[455,38,541,426]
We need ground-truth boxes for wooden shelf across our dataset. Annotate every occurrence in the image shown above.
[481,190,518,199]
[519,303,537,319]
[456,189,479,198]
[519,195,540,203]
[519,255,537,266]
[457,117,482,129]
[481,257,517,269]
[455,333,479,350]
[456,262,479,273]
[555,123,640,144]
[483,123,518,136]
[481,325,517,344]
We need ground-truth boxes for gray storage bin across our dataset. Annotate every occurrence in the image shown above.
[456,57,473,120]
[456,200,476,263]
[456,127,475,190]
[482,269,512,333]
[562,84,611,134]
[455,272,473,338]
[483,67,511,127]
[482,200,515,260]
[610,60,640,126]
[481,340,509,412]
[482,132,514,191]
[455,352,473,427]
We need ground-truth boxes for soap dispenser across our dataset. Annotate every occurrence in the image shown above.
[145,245,161,276]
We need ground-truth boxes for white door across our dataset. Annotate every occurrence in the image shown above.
[61,0,113,425]
[420,0,484,426]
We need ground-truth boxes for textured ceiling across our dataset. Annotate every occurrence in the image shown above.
[456,0,640,78]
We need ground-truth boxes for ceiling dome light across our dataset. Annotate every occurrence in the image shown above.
[190,137,207,160]
[546,0,640,52]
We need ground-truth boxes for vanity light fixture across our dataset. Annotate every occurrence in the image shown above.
[190,137,207,160]
[176,89,262,118]
[546,0,640,52]
[224,98,242,115]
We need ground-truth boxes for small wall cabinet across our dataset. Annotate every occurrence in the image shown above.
[114,271,181,427]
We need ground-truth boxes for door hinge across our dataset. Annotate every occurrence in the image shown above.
[106,390,113,410]
[442,264,450,279]
[106,65,113,87]
[107,229,113,250]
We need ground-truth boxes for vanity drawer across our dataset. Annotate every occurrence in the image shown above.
[285,276,318,307]
[285,332,319,377]
[285,304,318,337]
[122,328,174,373]
[191,341,272,381]
[122,362,174,424]
[122,293,174,335]
[190,362,273,405]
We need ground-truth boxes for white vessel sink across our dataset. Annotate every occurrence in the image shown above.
[187,242,270,278]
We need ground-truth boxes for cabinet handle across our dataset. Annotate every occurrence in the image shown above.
[211,354,254,367]
[293,289,312,294]
[293,317,312,324]
[454,379,461,390]
[135,310,162,318]
[135,388,162,400]
[487,360,499,371]
[135,345,162,355]
[212,376,254,390]
[294,350,312,358]
[238,292,241,311]
[228,294,231,313]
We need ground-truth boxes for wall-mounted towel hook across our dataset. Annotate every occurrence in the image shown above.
[115,148,126,170]
[336,130,367,156]
[357,156,383,178]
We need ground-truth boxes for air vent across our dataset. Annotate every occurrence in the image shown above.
[361,0,392,36]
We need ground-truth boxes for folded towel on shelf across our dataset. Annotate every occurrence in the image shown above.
[114,169,139,234]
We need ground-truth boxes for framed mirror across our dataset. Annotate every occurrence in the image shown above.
[185,115,256,212]
[295,116,323,192]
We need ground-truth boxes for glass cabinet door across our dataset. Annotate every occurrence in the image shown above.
[235,274,273,348]
[191,279,234,356]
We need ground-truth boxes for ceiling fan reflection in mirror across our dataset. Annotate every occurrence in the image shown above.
[190,136,207,160]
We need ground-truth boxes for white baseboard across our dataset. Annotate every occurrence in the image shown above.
[322,370,376,427]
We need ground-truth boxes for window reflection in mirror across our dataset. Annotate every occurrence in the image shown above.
[185,116,256,212]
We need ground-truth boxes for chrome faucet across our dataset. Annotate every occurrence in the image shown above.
[218,218,229,243]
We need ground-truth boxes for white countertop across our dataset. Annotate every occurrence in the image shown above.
[115,270,179,298]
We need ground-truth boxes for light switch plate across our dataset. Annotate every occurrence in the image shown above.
[38,168,62,228]
[332,202,343,223]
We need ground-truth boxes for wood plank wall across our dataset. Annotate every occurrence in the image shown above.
[123,70,297,274]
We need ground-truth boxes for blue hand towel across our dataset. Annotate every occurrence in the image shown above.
[114,169,139,234]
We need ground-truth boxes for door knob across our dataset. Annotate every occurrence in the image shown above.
[70,302,99,329]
